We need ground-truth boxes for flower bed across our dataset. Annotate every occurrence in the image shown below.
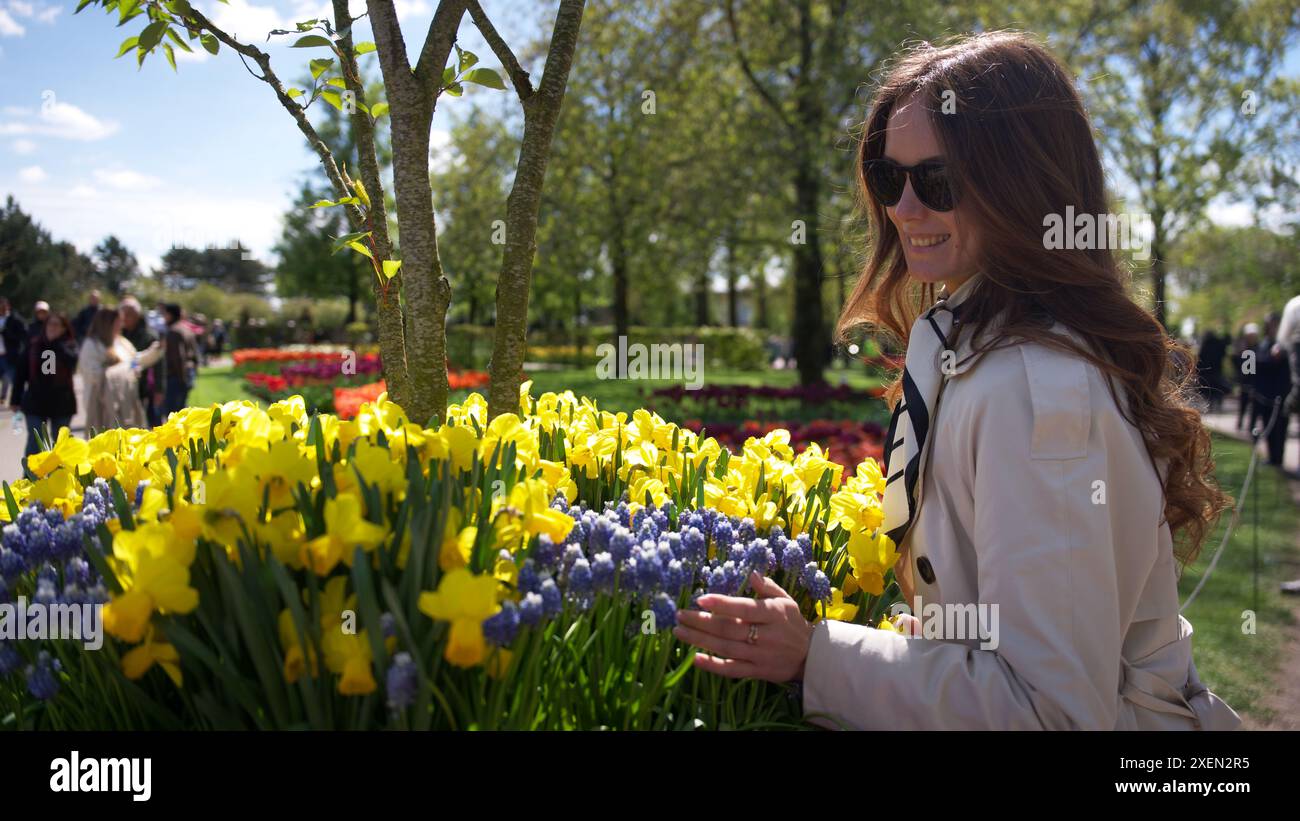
[692,418,886,469]
[239,348,488,416]
[0,384,900,730]
[648,382,889,427]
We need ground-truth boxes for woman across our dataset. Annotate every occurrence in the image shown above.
[9,311,79,463]
[673,31,1240,730]
[80,307,163,431]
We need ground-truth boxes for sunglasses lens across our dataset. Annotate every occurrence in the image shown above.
[865,161,905,206]
[912,164,954,212]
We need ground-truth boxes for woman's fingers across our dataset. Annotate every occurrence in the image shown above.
[895,613,922,636]
[676,608,750,643]
[672,623,754,661]
[691,652,757,679]
[695,593,769,623]
[750,571,793,600]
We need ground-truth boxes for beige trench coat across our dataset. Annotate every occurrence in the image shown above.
[80,336,162,431]
[803,320,1241,730]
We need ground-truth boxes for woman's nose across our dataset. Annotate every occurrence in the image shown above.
[893,178,929,222]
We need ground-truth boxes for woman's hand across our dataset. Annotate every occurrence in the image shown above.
[673,571,814,683]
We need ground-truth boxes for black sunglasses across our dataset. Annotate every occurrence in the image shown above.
[863,158,955,212]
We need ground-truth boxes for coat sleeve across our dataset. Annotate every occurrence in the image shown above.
[802,345,1127,729]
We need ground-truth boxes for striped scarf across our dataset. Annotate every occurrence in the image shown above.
[881,282,976,548]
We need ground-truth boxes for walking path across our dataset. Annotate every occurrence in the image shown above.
[0,374,87,485]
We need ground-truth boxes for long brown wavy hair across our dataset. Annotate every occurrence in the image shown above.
[837,31,1229,565]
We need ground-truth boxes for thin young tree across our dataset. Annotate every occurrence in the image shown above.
[79,0,585,422]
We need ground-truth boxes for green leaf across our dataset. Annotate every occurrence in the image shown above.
[287,87,305,100]
[309,57,334,79]
[115,36,139,59]
[2,481,20,521]
[165,26,193,52]
[139,20,167,51]
[444,82,463,97]
[326,77,346,89]
[329,231,371,253]
[354,41,376,55]
[463,68,505,90]
[292,34,335,49]
[163,42,177,71]
[118,0,142,25]
[320,89,344,111]
[456,46,478,73]
[370,102,389,119]
[381,259,402,281]
[200,33,219,55]
[346,239,374,259]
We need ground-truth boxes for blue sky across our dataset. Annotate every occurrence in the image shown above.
[0,0,531,273]
[0,1,1295,281]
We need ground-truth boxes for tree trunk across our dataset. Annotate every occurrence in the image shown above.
[1151,210,1168,331]
[368,0,463,424]
[792,156,828,385]
[610,205,630,343]
[486,0,586,420]
[336,0,409,405]
[726,238,740,327]
[694,269,710,326]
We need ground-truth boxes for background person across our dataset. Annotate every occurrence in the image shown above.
[80,307,163,431]
[120,297,163,427]
[162,302,200,417]
[72,289,101,341]
[1253,312,1291,467]
[0,298,26,405]
[1233,322,1260,431]
[27,301,49,344]
[8,311,79,467]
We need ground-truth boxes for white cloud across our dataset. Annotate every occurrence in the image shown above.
[94,168,162,191]
[0,1,60,36]
[395,0,433,23]
[11,137,36,154]
[204,0,303,40]
[0,10,23,37]
[12,180,290,270]
[17,164,45,183]
[0,100,119,141]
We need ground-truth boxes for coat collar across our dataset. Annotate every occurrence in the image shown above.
[926,273,988,376]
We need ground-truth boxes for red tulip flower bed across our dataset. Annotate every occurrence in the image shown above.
[683,417,886,469]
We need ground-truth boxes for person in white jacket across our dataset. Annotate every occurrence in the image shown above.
[673,31,1240,730]
[79,306,164,432]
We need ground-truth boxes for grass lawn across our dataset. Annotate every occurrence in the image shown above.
[1176,434,1300,722]
[193,364,1297,719]
[189,365,252,408]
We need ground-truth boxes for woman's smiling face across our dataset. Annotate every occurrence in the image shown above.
[882,94,978,290]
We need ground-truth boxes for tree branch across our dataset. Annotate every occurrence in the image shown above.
[724,0,792,132]
[184,6,363,228]
[413,0,469,96]
[466,0,533,101]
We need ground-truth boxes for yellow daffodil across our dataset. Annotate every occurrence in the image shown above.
[301,493,387,574]
[26,427,89,478]
[121,627,183,686]
[418,568,500,668]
